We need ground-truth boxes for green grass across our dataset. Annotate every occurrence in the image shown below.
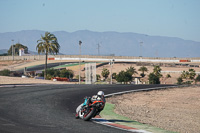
[100,103,177,133]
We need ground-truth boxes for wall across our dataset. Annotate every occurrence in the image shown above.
[0,55,200,63]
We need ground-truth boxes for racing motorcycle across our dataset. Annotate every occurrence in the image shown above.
[75,98,105,121]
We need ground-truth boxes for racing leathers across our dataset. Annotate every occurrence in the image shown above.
[82,95,106,114]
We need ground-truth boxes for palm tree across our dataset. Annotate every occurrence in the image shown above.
[153,65,162,78]
[36,32,60,79]
[138,66,148,77]
[101,68,110,80]
[126,66,138,75]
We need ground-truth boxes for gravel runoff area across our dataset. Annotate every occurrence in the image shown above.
[106,86,200,133]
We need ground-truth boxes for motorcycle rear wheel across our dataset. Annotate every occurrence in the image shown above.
[83,107,96,121]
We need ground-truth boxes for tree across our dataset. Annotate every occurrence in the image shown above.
[60,69,74,78]
[195,74,200,83]
[116,70,132,84]
[181,70,189,79]
[112,72,117,79]
[0,69,11,76]
[180,69,196,84]
[126,66,138,75]
[36,32,60,79]
[153,65,162,78]
[101,68,110,80]
[177,77,183,85]
[138,66,148,77]
[188,69,196,80]
[148,66,162,84]
[8,43,28,55]
[166,74,171,78]
[96,74,101,81]
[148,73,160,84]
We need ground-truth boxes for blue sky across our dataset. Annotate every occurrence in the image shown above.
[0,0,200,42]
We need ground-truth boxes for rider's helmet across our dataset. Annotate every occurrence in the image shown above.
[97,91,104,97]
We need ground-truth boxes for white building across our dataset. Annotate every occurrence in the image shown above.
[19,48,30,56]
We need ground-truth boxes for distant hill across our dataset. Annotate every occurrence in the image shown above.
[0,30,200,57]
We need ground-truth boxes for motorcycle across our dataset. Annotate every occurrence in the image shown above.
[75,98,105,121]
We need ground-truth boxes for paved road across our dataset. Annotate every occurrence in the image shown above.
[16,62,76,72]
[0,84,174,133]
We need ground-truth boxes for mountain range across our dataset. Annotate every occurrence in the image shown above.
[0,30,199,57]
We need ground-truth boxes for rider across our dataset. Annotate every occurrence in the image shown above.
[83,91,106,112]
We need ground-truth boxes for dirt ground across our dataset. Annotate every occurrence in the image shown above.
[96,63,200,84]
[106,86,200,133]
[1,60,200,85]
[0,76,76,84]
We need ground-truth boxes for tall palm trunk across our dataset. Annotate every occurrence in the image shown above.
[36,32,60,80]
[44,52,48,79]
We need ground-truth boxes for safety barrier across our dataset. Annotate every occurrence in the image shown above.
[179,60,190,62]
[51,77,69,81]
[48,58,55,60]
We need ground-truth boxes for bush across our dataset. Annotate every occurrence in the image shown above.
[60,69,74,78]
[0,69,11,76]
[101,68,110,80]
[46,74,53,80]
[96,74,101,81]
[116,70,132,83]
[177,77,183,85]
[9,71,22,77]
[112,73,117,79]
[183,81,193,85]
[148,73,160,84]
[195,74,200,82]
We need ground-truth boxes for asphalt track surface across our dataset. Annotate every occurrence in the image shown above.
[17,62,75,72]
[0,84,175,133]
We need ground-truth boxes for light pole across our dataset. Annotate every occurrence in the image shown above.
[97,43,100,56]
[110,59,115,84]
[11,40,14,61]
[79,41,82,84]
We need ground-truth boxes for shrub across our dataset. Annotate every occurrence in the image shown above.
[0,69,11,76]
[116,70,132,83]
[177,77,183,85]
[60,69,74,78]
[96,74,101,81]
[195,74,200,82]
[183,81,193,85]
[148,73,160,84]
[10,71,22,77]
[101,68,110,80]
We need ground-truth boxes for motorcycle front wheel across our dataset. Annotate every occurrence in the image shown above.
[83,107,96,121]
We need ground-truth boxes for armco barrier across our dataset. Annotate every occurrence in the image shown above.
[48,58,55,60]
[179,60,190,62]
[51,77,69,81]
